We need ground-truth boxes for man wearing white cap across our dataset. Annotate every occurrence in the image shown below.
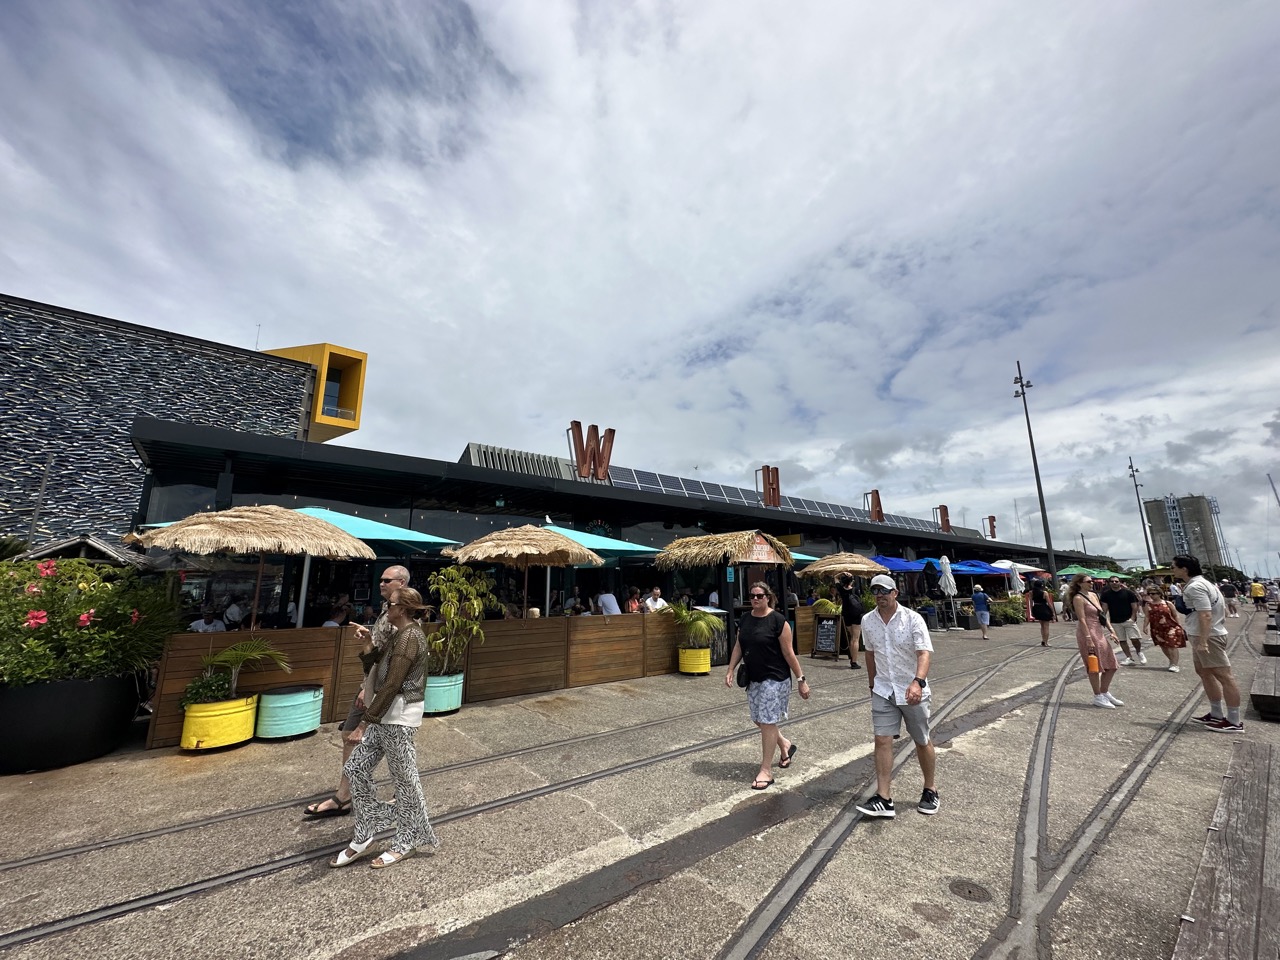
[855,574,939,819]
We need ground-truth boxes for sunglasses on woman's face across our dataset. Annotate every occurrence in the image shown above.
[749,593,766,600]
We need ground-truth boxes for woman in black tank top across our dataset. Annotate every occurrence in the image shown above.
[725,582,811,790]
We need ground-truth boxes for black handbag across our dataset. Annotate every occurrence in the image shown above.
[735,661,749,688]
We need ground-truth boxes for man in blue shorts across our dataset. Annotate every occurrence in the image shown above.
[855,574,939,818]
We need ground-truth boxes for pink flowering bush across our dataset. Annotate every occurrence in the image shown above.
[1,559,180,686]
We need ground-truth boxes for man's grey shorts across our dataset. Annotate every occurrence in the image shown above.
[871,691,931,745]
[1114,621,1142,643]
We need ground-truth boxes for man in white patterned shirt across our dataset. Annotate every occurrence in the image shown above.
[855,574,939,818]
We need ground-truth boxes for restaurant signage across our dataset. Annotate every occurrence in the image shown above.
[747,532,784,564]
[568,420,616,481]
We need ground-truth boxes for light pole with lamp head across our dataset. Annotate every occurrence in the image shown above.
[1128,457,1155,568]
[1014,361,1059,584]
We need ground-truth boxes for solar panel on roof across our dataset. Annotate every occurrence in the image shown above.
[609,466,637,483]
[702,482,727,500]
[659,475,687,495]
[681,478,706,497]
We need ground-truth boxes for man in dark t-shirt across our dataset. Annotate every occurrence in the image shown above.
[1099,577,1143,665]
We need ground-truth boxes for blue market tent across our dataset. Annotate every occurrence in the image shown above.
[870,555,926,572]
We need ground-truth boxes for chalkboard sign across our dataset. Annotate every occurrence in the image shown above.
[813,616,840,657]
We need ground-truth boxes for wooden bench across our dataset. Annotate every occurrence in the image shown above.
[1250,658,1280,722]
[1171,741,1280,959]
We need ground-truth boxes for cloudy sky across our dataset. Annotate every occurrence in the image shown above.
[3,1,1279,573]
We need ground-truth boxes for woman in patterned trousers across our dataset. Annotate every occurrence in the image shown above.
[330,587,440,869]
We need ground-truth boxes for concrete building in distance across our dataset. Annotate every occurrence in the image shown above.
[0,293,366,544]
[1144,494,1227,566]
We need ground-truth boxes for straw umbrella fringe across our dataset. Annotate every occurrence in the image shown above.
[795,552,888,579]
[133,505,376,629]
[135,505,377,559]
[654,530,795,571]
[442,525,603,616]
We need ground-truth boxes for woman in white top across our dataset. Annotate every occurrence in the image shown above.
[330,588,439,869]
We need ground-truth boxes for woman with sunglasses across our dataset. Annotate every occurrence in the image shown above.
[331,587,440,869]
[724,582,810,790]
[1066,574,1123,708]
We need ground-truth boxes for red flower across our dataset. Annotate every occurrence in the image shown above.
[37,560,57,578]
[131,608,141,625]
[25,610,48,629]
[78,609,97,627]
[24,583,41,595]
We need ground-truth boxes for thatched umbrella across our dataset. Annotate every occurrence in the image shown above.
[443,525,603,616]
[132,505,376,628]
[656,530,796,653]
[654,530,795,571]
[795,552,888,579]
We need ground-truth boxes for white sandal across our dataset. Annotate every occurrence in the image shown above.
[370,848,415,869]
[328,837,373,868]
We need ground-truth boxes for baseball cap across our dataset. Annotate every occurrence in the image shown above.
[870,574,897,592]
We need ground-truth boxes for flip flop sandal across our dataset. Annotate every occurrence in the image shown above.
[751,778,774,790]
[370,848,416,869]
[779,743,798,769]
[304,795,351,818]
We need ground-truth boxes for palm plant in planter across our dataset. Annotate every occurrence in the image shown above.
[179,637,290,750]
[661,602,725,675]
[0,558,180,773]
[422,565,500,714]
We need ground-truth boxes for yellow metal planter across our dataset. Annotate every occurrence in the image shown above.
[181,695,259,750]
[678,647,711,676]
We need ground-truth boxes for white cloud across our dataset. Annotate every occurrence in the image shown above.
[2,0,1280,572]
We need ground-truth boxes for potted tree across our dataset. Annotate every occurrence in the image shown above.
[0,558,180,774]
[661,602,725,675]
[179,638,290,750]
[423,565,499,714]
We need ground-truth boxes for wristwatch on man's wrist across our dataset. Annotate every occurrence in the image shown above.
[796,676,806,684]
[913,677,927,687]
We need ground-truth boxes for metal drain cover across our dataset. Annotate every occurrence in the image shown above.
[949,878,992,903]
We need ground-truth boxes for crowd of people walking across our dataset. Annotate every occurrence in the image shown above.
[305,555,1262,865]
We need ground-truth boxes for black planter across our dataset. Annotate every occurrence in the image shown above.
[0,675,141,775]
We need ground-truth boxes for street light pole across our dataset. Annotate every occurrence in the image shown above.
[1128,457,1155,568]
[1014,361,1059,584]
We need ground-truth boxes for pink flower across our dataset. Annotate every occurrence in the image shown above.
[24,583,41,595]
[25,610,48,629]
[131,608,141,625]
[37,560,57,578]
[78,609,97,627]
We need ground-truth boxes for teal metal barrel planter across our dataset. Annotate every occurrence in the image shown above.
[254,684,324,739]
[423,674,464,715]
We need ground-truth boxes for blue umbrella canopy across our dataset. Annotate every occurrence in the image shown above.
[543,524,658,559]
[294,507,457,554]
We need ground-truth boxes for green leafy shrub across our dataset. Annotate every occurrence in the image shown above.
[425,565,500,676]
[660,601,726,649]
[179,637,290,707]
[0,559,180,686]
[991,598,1026,624]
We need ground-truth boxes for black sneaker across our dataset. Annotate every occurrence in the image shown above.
[1189,712,1216,726]
[856,794,895,818]
[918,788,940,816]
[850,661,862,670]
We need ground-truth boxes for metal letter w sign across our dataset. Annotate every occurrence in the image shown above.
[569,421,616,480]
